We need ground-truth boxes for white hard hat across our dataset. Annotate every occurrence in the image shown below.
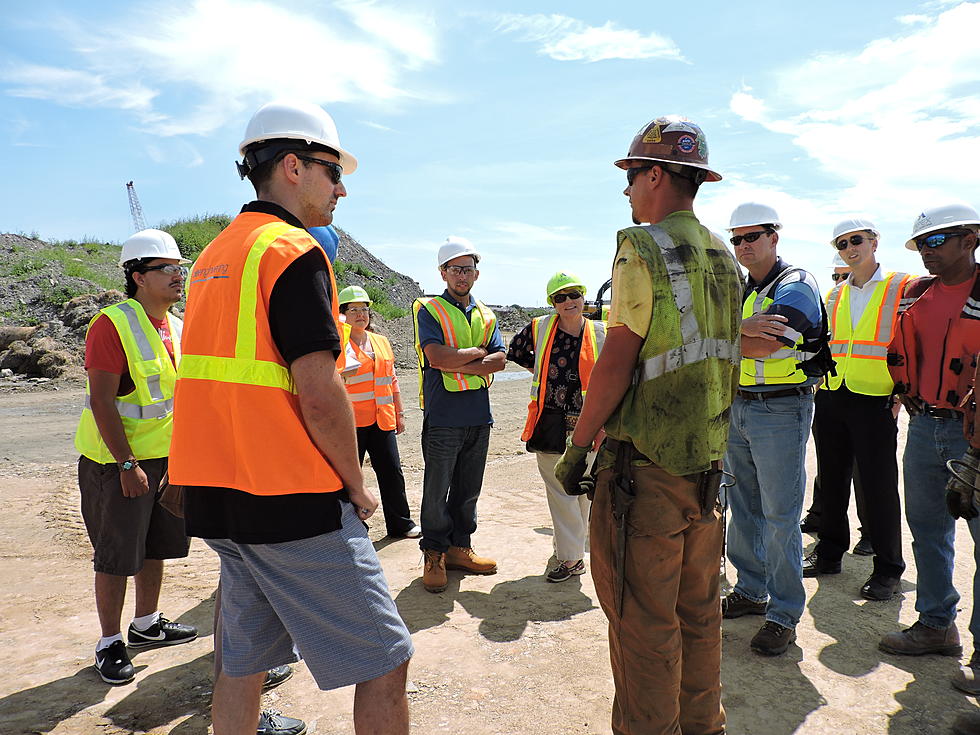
[830,252,848,268]
[728,202,782,232]
[906,203,980,250]
[119,229,189,266]
[238,100,357,175]
[438,236,481,267]
[831,217,879,246]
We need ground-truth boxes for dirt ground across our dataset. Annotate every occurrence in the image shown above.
[1,365,979,734]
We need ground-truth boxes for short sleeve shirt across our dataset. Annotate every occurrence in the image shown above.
[85,312,174,395]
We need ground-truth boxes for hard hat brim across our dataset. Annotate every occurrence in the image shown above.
[239,133,358,174]
[906,220,980,250]
[614,156,722,183]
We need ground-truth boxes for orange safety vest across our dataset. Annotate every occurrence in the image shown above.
[343,331,397,431]
[170,211,344,495]
[888,266,980,410]
[824,271,911,396]
[521,315,606,441]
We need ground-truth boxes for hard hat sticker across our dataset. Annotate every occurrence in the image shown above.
[663,121,698,134]
[677,135,696,154]
[697,134,708,159]
[915,212,932,228]
[642,125,662,143]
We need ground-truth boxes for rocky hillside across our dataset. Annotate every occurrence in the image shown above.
[0,227,543,389]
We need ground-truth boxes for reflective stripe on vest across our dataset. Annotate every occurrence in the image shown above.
[412,296,497,408]
[74,299,180,463]
[343,331,397,430]
[521,315,605,442]
[637,225,739,382]
[825,271,909,395]
[740,267,813,386]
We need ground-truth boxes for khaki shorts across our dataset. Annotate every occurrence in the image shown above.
[78,455,190,576]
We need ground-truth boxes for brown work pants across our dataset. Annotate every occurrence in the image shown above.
[591,462,725,735]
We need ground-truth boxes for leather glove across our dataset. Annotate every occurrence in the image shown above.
[555,437,591,496]
[946,447,980,520]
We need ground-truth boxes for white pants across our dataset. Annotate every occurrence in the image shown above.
[536,452,592,562]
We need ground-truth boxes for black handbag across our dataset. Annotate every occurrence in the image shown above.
[525,408,569,454]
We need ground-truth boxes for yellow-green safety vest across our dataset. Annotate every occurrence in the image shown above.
[74,299,181,463]
[739,267,816,386]
[412,295,497,408]
[824,271,910,396]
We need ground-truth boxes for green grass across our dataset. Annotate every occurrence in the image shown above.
[160,214,232,261]
[334,261,374,280]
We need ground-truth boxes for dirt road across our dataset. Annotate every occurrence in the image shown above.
[1,367,978,734]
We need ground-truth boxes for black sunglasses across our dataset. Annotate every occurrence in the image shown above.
[831,272,849,283]
[914,231,968,251]
[294,154,343,185]
[730,229,773,247]
[835,234,870,251]
[552,291,583,304]
[626,166,653,186]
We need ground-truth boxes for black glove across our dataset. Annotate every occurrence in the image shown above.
[946,447,980,520]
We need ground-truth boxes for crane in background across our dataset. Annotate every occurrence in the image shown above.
[126,181,146,232]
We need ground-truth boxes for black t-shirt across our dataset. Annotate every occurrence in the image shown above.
[183,201,346,544]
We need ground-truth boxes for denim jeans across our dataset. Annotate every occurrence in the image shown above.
[419,421,491,552]
[904,413,980,639]
[725,392,813,629]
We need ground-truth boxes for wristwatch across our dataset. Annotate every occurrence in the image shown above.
[118,459,140,472]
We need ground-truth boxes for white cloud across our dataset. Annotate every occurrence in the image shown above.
[488,221,582,243]
[2,0,441,136]
[896,13,931,24]
[493,13,684,63]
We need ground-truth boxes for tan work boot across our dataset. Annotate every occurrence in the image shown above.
[878,621,962,657]
[445,546,497,575]
[422,550,447,593]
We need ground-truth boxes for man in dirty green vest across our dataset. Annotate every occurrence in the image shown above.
[556,117,742,735]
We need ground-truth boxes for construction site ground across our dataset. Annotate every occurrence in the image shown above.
[1,365,979,734]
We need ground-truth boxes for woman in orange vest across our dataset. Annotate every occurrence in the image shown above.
[506,272,606,582]
[339,286,420,538]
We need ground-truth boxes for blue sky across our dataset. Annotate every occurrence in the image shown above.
[3,0,980,304]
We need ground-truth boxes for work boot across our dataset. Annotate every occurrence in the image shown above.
[422,550,447,593]
[750,621,797,656]
[879,621,962,657]
[722,591,767,619]
[952,710,980,735]
[445,546,497,574]
[953,651,980,695]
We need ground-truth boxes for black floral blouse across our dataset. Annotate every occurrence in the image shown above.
[507,322,584,415]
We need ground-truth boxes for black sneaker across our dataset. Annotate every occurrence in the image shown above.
[547,559,586,583]
[95,640,135,684]
[802,550,842,577]
[127,616,198,649]
[722,591,767,619]
[257,709,307,735]
[800,513,820,535]
[263,664,293,691]
[852,536,874,556]
[751,621,797,656]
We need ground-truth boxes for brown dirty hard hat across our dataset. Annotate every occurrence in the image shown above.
[614,116,722,182]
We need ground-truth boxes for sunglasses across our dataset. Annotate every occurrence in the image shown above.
[294,154,343,185]
[141,264,188,278]
[552,291,583,304]
[626,166,653,186]
[835,234,870,250]
[831,273,849,283]
[444,265,476,276]
[730,230,773,247]
[914,231,967,251]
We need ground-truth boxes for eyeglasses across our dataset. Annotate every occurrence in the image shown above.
[294,154,343,185]
[346,307,370,314]
[914,231,966,251]
[626,166,653,186]
[831,273,849,283]
[730,230,773,247]
[835,234,870,250]
[552,291,583,304]
[141,264,188,278]
[444,265,476,276]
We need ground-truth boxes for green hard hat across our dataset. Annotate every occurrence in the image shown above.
[338,285,372,306]
[546,271,587,304]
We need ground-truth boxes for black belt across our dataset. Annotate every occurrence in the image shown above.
[923,405,963,419]
[737,385,814,401]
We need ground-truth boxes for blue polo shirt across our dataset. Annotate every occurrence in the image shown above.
[417,290,505,427]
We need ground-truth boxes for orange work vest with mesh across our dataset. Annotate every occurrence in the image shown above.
[342,331,397,431]
[824,270,911,396]
[169,212,344,495]
[521,315,606,441]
